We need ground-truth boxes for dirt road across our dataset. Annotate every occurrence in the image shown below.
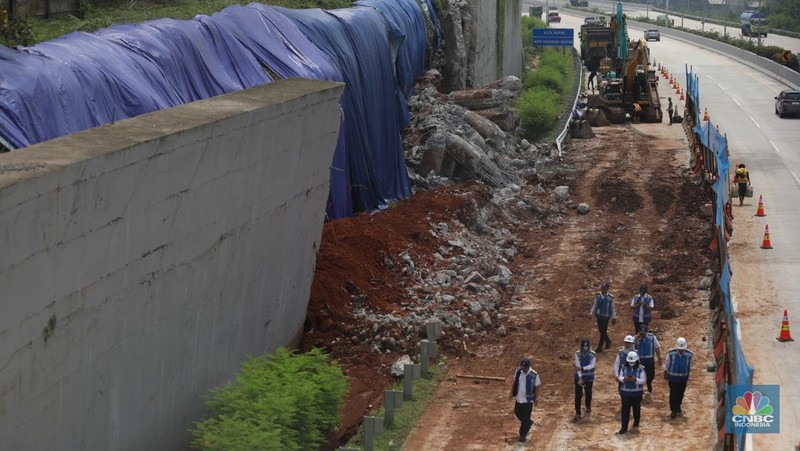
[402,124,717,449]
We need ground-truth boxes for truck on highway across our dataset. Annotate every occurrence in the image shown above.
[580,20,614,72]
[740,10,768,37]
[570,0,589,7]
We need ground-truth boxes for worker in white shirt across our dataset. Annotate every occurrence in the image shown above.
[511,357,541,442]
[616,351,646,435]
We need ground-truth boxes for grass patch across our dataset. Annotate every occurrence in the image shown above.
[518,46,576,141]
[345,363,446,450]
[2,0,353,46]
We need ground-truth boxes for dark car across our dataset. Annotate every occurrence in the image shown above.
[775,90,800,118]
[644,29,661,41]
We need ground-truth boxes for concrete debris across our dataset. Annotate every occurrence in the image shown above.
[554,186,570,203]
[698,276,712,290]
[586,108,611,127]
[483,75,524,95]
[391,355,413,377]
[448,88,516,111]
[571,120,595,139]
[577,203,590,214]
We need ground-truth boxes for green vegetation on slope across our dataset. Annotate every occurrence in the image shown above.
[190,348,347,451]
[1,0,353,46]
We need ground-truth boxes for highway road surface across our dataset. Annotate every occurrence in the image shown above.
[531,8,800,449]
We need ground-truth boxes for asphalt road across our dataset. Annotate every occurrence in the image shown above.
[524,8,800,449]
[527,0,800,53]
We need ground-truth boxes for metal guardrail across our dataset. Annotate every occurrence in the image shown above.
[555,47,583,156]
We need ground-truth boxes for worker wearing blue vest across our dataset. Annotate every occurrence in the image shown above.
[616,351,646,435]
[630,284,654,334]
[663,337,693,418]
[511,357,541,442]
[634,324,662,395]
[574,338,597,421]
[589,282,616,353]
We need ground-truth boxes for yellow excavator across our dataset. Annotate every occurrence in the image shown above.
[588,3,663,123]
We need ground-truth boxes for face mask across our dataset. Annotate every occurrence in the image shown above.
[628,361,634,366]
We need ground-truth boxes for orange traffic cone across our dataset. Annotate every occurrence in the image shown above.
[777,309,794,342]
[703,108,709,121]
[755,195,766,217]
[680,89,685,101]
[761,224,773,249]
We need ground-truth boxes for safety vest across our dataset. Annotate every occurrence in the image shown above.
[575,351,596,382]
[631,294,652,322]
[665,348,693,382]
[619,365,645,397]
[636,334,656,363]
[512,368,538,403]
[596,293,614,318]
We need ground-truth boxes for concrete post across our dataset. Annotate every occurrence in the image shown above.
[384,390,395,428]
[403,364,414,400]
[391,389,403,409]
[426,318,443,340]
[363,416,383,451]
[420,341,430,375]
[412,363,421,380]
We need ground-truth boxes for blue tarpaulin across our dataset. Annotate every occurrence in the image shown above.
[0,0,437,218]
[278,6,412,212]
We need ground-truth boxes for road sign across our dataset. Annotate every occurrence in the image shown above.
[532,28,574,46]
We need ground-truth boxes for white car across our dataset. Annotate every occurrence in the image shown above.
[644,29,661,41]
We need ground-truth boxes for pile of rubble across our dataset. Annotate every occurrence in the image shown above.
[403,70,554,190]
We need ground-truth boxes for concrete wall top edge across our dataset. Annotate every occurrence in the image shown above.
[0,78,345,189]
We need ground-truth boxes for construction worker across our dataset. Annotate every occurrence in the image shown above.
[733,163,751,206]
[511,357,541,442]
[613,335,637,413]
[613,335,637,376]
[634,324,662,396]
[574,338,597,421]
[589,282,616,353]
[630,284,654,334]
[588,69,598,91]
[664,337,693,418]
[616,351,646,435]
[667,97,673,126]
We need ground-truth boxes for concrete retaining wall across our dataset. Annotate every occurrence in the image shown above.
[472,0,524,86]
[0,78,344,450]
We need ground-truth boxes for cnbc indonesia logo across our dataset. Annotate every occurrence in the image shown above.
[731,391,774,428]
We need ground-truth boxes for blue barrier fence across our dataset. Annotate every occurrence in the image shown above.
[685,66,754,451]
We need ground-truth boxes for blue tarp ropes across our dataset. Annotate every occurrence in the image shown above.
[0,0,441,219]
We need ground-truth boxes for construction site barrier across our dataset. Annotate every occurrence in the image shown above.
[684,65,754,451]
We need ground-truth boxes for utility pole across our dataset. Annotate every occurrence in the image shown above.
[666,0,670,27]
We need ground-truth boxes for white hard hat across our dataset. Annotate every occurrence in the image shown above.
[626,351,639,363]
[624,335,635,343]
[676,337,687,349]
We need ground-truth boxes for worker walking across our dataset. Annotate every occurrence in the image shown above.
[664,337,693,418]
[589,282,616,353]
[588,69,598,91]
[634,324,662,396]
[630,284,654,334]
[574,338,597,421]
[613,335,637,413]
[733,163,751,206]
[616,351,646,435]
[667,97,674,125]
[613,335,637,375]
[512,357,541,442]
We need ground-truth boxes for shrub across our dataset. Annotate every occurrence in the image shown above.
[524,65,566,93]
[517,87,560,141]
[191,348,347,451]
[538,48,569,75]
